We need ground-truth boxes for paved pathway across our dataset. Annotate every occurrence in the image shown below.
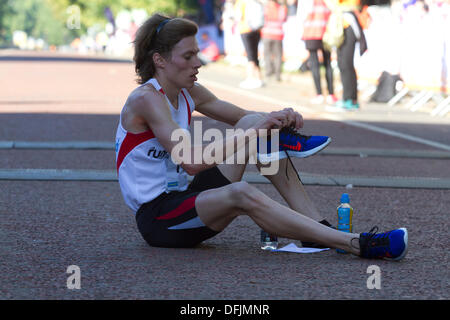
[0,51,448,300]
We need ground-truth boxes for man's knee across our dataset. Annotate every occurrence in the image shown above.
[228,181,265,212]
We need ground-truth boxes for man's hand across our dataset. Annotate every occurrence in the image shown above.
[254,108,304,131]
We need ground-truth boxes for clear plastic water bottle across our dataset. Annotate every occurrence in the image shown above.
[336,193,353,254]
[260,229,278,250]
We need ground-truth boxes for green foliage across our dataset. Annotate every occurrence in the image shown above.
[0,0,14,44]
[0,0,72,46]
[48,0,200,28]
[0,0,200,46]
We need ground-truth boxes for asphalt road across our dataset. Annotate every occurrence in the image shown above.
[0,50,449,301]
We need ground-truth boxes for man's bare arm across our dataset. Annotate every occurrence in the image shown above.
[135,84,253,175]
[136,84,295,175]
[188,82,257,126]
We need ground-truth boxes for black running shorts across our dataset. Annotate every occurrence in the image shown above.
[241,30,261,66]
[135,166,231,248]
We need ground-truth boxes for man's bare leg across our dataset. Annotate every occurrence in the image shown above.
[257,158,325,222]
[195,181,360,255]
[216,113,326,222]
[195,114,336,246]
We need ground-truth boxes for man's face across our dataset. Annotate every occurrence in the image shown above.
[164,36,202,89]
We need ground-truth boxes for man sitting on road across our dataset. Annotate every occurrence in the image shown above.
[115,13,408,260]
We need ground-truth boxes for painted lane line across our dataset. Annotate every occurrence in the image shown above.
[321,147,450,159]
[200,78,450,151]
[1,141,450,159]
[0,141,114,149]
[1,169,449,189]
[331,118,450,152]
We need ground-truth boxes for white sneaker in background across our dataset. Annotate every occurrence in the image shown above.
[310,95,324,104]
[239,78,264,89]
[326,94,338,105]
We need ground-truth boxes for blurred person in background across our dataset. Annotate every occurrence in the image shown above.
[287,0,298,15]
[302,0,337,105]
[261,0,288,82]
[235,0,265,89]
[221,0,236,58]
[198,31,221,64]
[331,0,368,110]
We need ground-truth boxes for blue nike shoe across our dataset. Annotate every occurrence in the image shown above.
[257,126,331,162]
[359,227,408,260]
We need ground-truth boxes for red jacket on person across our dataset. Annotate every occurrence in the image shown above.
[302,0,331,41]
[261,0,288,41]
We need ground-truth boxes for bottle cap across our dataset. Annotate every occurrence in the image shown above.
[340,193,350,203]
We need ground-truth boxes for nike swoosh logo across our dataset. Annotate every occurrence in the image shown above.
[282,141,302,151]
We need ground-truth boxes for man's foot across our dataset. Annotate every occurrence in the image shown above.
[359,227,408,260]
[257,127,331,162]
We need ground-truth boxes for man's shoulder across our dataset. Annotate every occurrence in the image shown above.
[127,84,163,110]
[122,85,165,133]
[186,82,215,104]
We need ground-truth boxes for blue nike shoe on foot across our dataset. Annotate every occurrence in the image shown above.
[257,126,331,163]
[359,226,408,260]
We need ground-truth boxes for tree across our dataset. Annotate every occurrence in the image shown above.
[1,0,70,46]
[0,0,14,45]
[0,0,200,47]
[48,0,199,28]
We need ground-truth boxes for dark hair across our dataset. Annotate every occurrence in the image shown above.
[133,14,198,84]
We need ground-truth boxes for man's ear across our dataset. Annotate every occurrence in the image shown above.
[153,52,165,69]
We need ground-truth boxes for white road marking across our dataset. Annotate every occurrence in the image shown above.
[1,169,449,189]
[200,78,450,151]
